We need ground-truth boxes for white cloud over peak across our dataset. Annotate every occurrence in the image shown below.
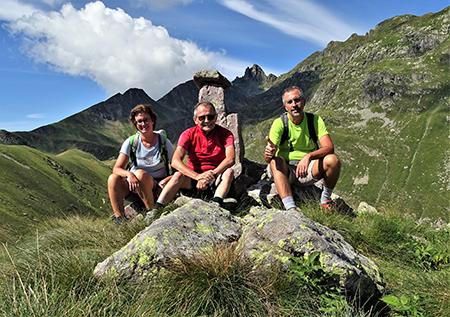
[0,0,40,21]
[220,0,359,46]
[6,1,222,99]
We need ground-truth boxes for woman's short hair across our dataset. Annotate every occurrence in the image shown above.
[129,104,158,129]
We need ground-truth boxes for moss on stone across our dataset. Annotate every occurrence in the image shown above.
[196,222,214,234]
[138,253,152,267]
[140,236,158,253]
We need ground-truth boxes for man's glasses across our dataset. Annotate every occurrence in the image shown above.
[286,98,305,105]
[197,114,216,122]
[136,118,151,124]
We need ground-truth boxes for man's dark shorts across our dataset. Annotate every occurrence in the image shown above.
[180,178,217,200]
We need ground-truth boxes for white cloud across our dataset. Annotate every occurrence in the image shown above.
[27,113,46,118]
[6,1,223,99]
[220,0,359,46]
[0,0,40,21]
[136,0,196,9]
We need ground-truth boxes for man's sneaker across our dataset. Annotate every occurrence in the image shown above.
[209,200,221,207]
[321,200,337,213]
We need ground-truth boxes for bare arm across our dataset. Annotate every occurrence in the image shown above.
[112,153,139,192]
[296,134,334,178]
[170,146,214,184]
[211,145,235,175]
[264,136,278,163]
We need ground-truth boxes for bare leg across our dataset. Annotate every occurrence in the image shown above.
[134,169,155,210]
[311,154,341,189]
[157,171,192,205]
[214,168,234,198]
[270,157,292,199]
[108,174,130,218]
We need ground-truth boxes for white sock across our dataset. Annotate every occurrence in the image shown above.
[282,196,296,211]
[321,187,333,204]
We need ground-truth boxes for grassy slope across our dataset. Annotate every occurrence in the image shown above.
[0,145,113,242]
[243,8,450,221]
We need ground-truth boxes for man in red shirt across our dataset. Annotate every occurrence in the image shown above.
[154,101,235,208]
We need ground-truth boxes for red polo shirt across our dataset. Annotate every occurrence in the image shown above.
[178,125,234,173]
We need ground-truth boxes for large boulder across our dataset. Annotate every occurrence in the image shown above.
[94,199,384,303]
[94,199,242,280]
[241,207,384,303]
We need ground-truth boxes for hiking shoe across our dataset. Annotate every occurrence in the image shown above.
[145,208,157,225]
[115,216,125,224]
[321,200,337,213]
[209,200,221,207]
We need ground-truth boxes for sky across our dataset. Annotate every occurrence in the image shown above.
[0,0,447,132]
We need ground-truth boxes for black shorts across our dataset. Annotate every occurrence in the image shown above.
[180,178,217,200]
[124,177,164,203]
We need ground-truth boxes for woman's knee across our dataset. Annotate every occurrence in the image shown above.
[108,173,121,187]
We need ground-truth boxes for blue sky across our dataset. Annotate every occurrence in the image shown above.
[0,0,447,132]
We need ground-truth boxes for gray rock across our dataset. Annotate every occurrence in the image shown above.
[94,200,383,304]
[357,202,378,215]
[241,207,384,302]
[93,199,242,280]
[193,69,232,90]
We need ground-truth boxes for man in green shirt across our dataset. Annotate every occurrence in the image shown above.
[264,86,341,212]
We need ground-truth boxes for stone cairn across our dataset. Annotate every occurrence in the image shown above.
[193,70,245,167]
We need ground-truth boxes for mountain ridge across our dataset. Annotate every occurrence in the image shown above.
[0,7,448,218]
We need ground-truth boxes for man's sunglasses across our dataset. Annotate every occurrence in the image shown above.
[197,114,216,122]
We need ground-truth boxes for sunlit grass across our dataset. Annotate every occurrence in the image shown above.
[0,199,449,316]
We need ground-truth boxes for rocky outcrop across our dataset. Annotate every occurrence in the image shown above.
[193,69,245,165]
[94,199,242,279]
[231,64,277,97]
[94,199,384,304]
[241,207,384,301]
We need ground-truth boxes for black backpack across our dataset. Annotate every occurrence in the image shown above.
[125,130,172,177]
[279,112,318,152]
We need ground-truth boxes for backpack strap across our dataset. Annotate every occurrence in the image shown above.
[280,112,293,152]
[155,129,172,177]
[125,132,140,170]
[305,112,319,151]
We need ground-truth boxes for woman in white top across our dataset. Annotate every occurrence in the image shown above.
[108,104,174,223]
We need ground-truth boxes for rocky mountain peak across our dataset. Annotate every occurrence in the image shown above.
[232,64,277,97]
[243,64,267,81]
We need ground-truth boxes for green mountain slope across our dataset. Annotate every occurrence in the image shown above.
[0,8,448,220]
[243,8,450,220]
[0,145,112,241]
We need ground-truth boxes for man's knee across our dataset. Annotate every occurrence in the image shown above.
[171,171,185,184]
[270,157,288,175]
[324,154,341,170]
[222,168,234,181]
